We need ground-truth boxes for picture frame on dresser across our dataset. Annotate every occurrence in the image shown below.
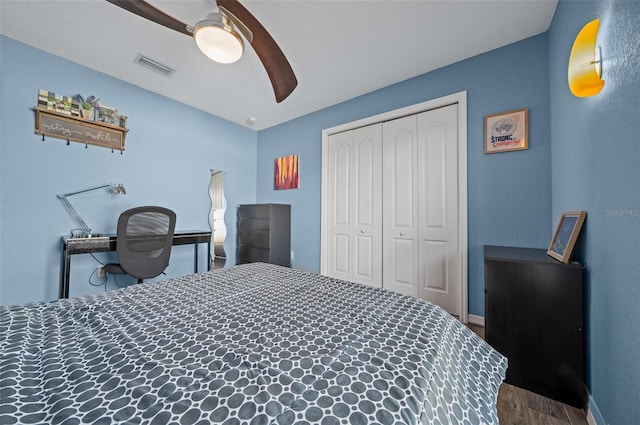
[547,211,587,263]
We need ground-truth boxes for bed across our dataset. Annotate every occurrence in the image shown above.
[1,263,506,424]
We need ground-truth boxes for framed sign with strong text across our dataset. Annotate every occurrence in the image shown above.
[484,108,528,154]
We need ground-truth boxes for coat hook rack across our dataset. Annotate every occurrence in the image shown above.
[34,107,127,153]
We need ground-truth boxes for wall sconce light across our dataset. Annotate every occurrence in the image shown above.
[568,18,605,97]
[57,183,126,237]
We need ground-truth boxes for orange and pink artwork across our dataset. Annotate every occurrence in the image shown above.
[274,154,299,190]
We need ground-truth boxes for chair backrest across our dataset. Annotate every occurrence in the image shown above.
[116,206,177,279]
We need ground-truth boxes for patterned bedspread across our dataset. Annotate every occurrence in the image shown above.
[1,263,506,424]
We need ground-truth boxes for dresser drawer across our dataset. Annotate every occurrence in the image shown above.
[237,217,269,232]
[237,246,270,263]
[237,229,270,249]
[237,204,275,219]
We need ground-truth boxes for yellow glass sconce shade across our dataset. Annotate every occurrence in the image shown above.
[568,19,605,97]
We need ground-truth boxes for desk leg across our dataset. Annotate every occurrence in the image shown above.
[192,242,212,273]
[194,244,198,274]
[60,242,71,299]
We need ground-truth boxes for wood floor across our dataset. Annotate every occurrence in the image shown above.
[466,324,588,425]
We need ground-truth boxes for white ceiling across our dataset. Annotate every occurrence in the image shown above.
[1,0,558,130]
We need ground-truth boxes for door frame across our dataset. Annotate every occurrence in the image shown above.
[321,91,468,324]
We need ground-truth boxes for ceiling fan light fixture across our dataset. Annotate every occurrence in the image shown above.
[193,13,244,64]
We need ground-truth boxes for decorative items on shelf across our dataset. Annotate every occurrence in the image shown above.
[34,89,129,152]
[72,93,100,121]
[38,89,80,118]
[96,104,118,126]
[38,89,127,129]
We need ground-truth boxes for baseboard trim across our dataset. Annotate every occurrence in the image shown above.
[467,314,485,327]
[587,395,605,425]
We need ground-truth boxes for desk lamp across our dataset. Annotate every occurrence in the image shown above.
[57,183,126,237]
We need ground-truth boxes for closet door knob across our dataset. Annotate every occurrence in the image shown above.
[399,232,406,236]
[360,230,365,234]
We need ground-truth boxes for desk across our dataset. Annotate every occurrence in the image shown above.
[60,230,211,299]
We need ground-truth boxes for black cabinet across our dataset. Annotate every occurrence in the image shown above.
[237,204,291,267]
[484,245,586,408]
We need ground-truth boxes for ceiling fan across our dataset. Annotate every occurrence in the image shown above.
[105,0,297,103]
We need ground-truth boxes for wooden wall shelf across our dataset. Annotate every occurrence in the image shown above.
[34,107,128,152]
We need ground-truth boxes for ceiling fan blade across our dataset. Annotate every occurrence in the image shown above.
[218,0,298,103]
[105,0,191,36]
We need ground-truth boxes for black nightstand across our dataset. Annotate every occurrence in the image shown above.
[484,245,586,408]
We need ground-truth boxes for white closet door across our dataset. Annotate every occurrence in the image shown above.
[382,115,419,297]
[326,124,382,287]
[417,105,460,315]
[326,131,352,282]
[322,93,466,320]
[351,125,382,286]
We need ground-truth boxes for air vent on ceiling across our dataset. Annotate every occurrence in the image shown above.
[134,54,176,77]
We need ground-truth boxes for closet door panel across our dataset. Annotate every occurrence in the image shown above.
[334,141,351,227]
[423,124,446,228]
[354,134,375,228]
[391,130,415,229]
[355,235,374,279]
[422,240,447,291]
[352,124,382,287]
[383,116,418,297]
[392,238,416,289]
[332,234,350,275]
[417,105,460,315]
[326,131,353,281]
[326,124,382,287]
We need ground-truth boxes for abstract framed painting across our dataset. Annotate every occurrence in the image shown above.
[274,154,299,190]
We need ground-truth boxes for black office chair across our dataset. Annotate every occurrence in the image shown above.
[104,206,176,284]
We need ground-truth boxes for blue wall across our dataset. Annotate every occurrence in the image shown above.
[2,2,638,422]
[548,1,640,423]
[0,36,257,305]
[256,34,552,317]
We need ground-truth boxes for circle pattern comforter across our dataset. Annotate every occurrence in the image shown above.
[1,263,506,424]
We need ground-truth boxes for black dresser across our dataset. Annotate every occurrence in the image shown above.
[237,203,291,267]
[484,245,586,408]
